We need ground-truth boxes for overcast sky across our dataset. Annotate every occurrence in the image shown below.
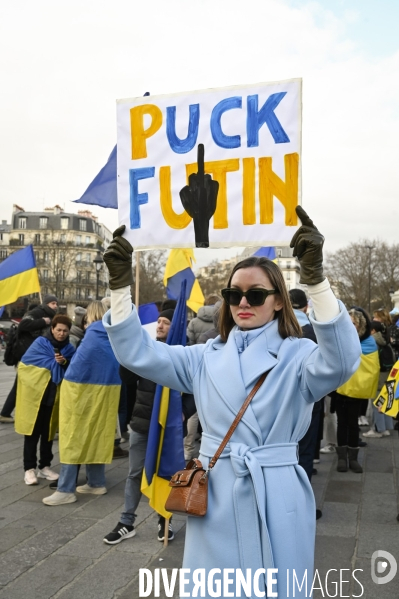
[1,0,398,270]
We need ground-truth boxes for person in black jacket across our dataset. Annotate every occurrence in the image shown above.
[289,289,323,520]
[0,295,58,423]
[103,308,196,546]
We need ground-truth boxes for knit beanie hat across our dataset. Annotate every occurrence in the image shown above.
[289,288,308,309]
[74,306,87,327]
[43,294,58,305]
[158,308,174,322]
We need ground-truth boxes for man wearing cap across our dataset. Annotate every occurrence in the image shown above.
[0,295,58,423]
[103,308,195,546]
[69,306,87,349]
[289,288,323,520]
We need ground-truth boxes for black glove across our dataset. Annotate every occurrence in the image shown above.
[103,225,134,290]
[290,206,325,285]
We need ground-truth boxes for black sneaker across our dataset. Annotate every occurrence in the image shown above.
[49,480,58,490]
[157,519,174,542]
[103,522,136,545]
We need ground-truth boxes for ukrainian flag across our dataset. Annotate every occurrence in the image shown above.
[141,281,188,518]
[253,246,277,261]
[163,249,204,313]
[337,335,380,399]
[0,245,40,305]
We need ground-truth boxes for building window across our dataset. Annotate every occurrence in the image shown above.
[85,288,90,299]
[286,271,291,280]
[0,233,3,241]
[277,249,282,257]
[86,253,90,263]
[35,233,41,244]
[44,251,49,262]
[60,289,65,299]
[86,272,91,283]
[77,272,82,283]
[79,219,87,232]
[60,217,69,230]
[85,236,90,245]
[61,270,65,281]
[286,261,291,269]
[0,250,7,259]
[43,270,49,280]
[76,252,81,262]
[60,234,66,243]
[19,217,27,229]
[39,217,48,229]
[19,234,24,245]
[77,288,81,299]
[60,252,65,262]
[76,235,82,245]
[34,251,39,261]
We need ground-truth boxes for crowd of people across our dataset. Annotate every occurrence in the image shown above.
[0,207,398,597]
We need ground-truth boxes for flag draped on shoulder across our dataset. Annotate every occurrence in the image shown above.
[337,336,379,399]
[0,245,40,305]
[374,361,399,417]
[59,320,121,464]
[15,337,75,439]
[253,246,277,261]
[74,146,118,209]
[141,281,188,518]
[163,249,204,313]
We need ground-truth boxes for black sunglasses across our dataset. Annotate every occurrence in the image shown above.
[221,288,277,306]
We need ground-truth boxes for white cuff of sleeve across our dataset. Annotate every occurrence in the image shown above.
[307,278,340,322]
[110,286,132,325]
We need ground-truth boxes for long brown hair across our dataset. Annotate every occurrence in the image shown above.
[218,257,303,342]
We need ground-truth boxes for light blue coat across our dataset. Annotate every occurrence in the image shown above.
[104,303,360,598]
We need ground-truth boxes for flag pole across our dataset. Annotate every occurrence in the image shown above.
[164,518,169,547]
[135,253,140,306]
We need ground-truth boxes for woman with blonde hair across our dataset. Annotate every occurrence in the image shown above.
[43,301,121,505]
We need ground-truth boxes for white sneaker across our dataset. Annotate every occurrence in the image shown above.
[358,416,369,426]
[320,444,336,453]
[313,459,320,464]
[76,484,107,495]
[381,430,391,437]
[24,469,38,485]
[37,467,59,481]
[42,491,77,505]
[362,429,382,438]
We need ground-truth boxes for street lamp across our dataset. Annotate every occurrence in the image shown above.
[364,245,374,315]
[93,251,103,300]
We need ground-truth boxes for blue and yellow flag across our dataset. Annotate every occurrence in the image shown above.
[337,335,379,399]
[374,362,399,417]
[59,321,121,464]
[0,245,40,305]
[253,246,277,261]
[141,281,188,518]
[163,249,204,313]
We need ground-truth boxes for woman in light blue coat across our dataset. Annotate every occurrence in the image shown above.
[102,208,361,598]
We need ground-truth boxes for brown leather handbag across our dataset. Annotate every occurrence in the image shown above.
[165,372,267,517]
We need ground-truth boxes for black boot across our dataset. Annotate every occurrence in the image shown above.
[335,446,348,472]
[348,447,363,473]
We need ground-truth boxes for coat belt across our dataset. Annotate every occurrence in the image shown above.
[200,434,299,593]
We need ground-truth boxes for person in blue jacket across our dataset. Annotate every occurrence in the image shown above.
[101,207,361,599]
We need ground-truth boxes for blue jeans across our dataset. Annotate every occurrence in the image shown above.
[58,463,106,493]
[372,405,394,433]
[120,430,148,527]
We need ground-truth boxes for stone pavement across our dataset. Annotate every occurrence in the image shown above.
[0,356,398,598]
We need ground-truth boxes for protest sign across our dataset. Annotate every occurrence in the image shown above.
[117,78,302,249]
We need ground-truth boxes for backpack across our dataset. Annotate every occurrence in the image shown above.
[3,324,20,366]
[379,343,396,372]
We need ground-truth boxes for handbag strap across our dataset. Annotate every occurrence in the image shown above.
[207,371,268,473]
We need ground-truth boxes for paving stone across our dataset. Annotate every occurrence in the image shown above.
[364,472,395,494]
[316,502,359,537]
[324,480,362,503]
[329,468,365,481]
[0,526,37,554]
[0,499,41,529]
[0,516,96,585]
[361,493,398,525]
[365,449,393,473]
[0,554,92,599]
[55,551,146,599]
[357,523,399,558]
[0,465,27,491]
[15,503,76,531]
[116,516,186,555]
